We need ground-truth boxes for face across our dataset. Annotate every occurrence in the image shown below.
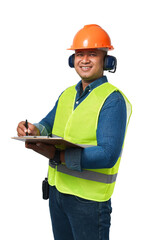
[74,49,106,82]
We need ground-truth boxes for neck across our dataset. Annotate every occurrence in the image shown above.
[81,76,103,91]
[81,80,94,91]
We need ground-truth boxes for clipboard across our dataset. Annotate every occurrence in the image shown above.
[11,136,84,149]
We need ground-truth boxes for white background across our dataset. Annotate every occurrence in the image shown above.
[0,0,154,239]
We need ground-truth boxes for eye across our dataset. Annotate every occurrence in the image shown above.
[89,52,97,57]
[76,52,83,57]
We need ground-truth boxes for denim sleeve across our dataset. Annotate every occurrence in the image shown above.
[33,123,49,136]
[81,91,127,169]
[65,148,82,171]
[65,91,127,171]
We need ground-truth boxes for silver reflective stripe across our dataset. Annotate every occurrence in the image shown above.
[49,163,117,184]
[77,144,96,148]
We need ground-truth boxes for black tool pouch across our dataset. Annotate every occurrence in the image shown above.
[42,178,49,200]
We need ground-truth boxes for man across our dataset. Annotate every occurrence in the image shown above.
[17,24,132,240]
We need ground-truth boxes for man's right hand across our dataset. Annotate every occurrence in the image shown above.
[17,121,40,136]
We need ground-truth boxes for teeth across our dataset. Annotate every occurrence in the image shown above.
[81,67,91,70]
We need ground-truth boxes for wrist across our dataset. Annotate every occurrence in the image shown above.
[49,149,61,166]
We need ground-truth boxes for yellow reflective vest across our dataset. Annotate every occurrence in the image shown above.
[48,82,132,202]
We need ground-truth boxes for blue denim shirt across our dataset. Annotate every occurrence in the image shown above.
[35,76,126,172]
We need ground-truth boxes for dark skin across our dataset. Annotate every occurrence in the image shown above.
[74,49,106,90]
[16,121,65,161]
[16,49,106,161]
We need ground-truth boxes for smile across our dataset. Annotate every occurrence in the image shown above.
[80,66,92,70]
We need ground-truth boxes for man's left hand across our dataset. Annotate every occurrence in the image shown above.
[25,142,56,159]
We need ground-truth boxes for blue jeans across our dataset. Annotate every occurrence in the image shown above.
[49,186,112,240]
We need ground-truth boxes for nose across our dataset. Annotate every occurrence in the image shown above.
[81,54,90,64]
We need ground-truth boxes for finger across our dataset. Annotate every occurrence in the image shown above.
[25,143,51,158]
[17,128,26,136]
[35,143,56,152]
[35,143,56,158]
[25,142,48,151]
[25,142,56,159]
[17,121,27,136]
[18,122,36,136]
[27,123,40,136]
[25,143,41,153]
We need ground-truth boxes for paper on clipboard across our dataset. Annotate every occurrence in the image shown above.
[11,136,85,149]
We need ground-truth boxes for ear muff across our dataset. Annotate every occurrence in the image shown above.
[68,54,117,73]
[103,55,117,73]
[68,54,75,68]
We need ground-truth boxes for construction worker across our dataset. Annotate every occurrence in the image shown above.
[17,24,132,240]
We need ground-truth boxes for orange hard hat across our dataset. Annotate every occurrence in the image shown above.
[68,24,114,51]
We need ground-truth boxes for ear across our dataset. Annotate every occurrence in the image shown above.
[68,54,75,68]
[104,55,117,73]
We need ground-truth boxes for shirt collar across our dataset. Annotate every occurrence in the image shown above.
[75,76,108,95]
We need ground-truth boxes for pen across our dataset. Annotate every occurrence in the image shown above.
[25,119,28,136]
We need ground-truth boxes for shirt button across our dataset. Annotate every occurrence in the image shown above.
[89,89,91,92]
[76,101,79,104]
